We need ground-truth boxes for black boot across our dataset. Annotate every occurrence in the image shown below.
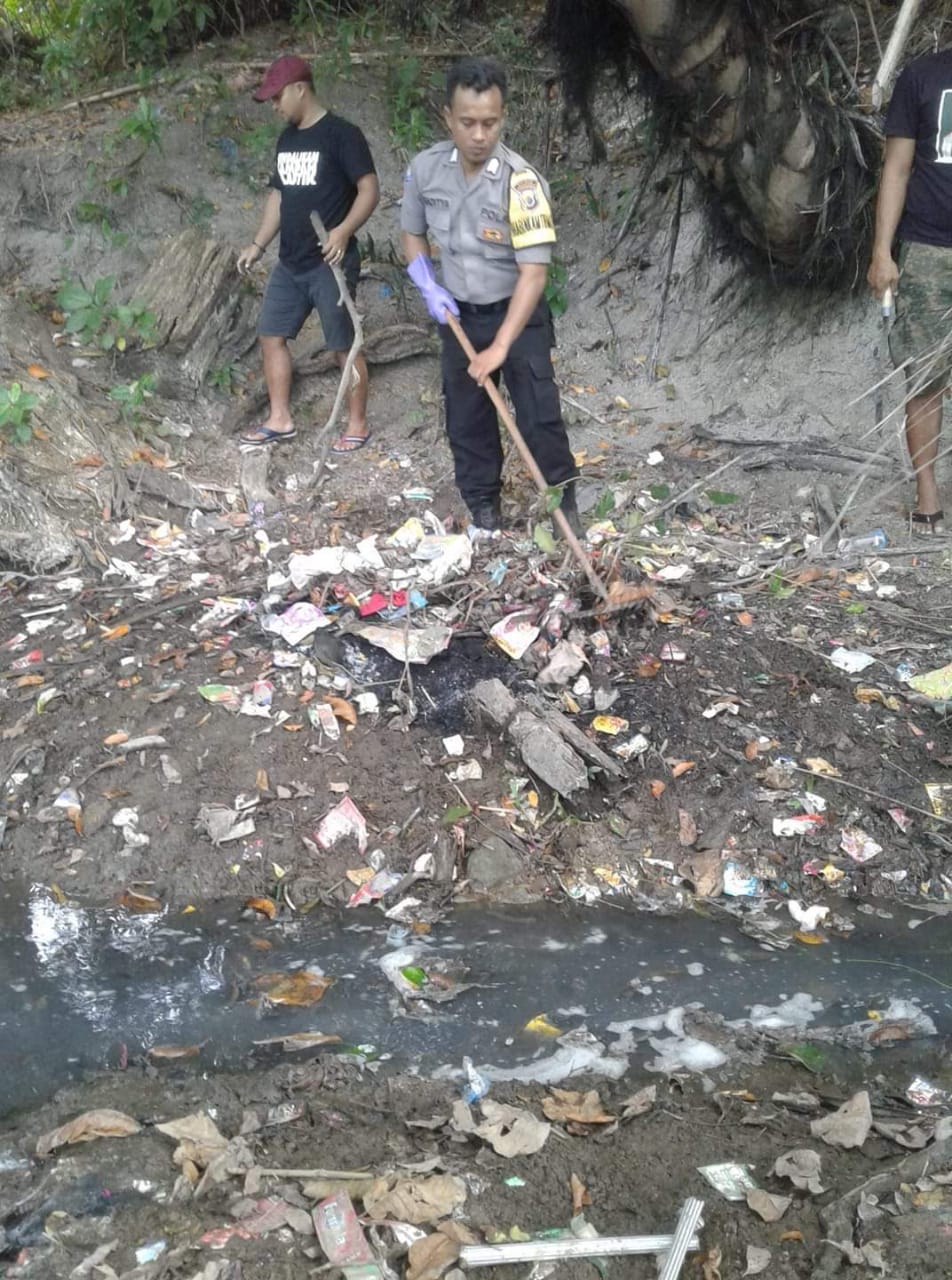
[554,484,584,540]
[470,500,501,532]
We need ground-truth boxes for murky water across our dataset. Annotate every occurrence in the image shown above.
[2,884,950,1118]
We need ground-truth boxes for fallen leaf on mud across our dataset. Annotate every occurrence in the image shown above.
[130,444,171,468]
[746,1188,791,1222]
[364,1173,467,1224]
[606,580,652,609]
[244,896,278,920]
[671,760,695,778]
[407,1222,476,1280]
[195,803,255,845]
[73,454,105,467]
[701,1246,722,1280]
[744,1246,771,1276]
[682,851,723,897]
[452,1098,550,1157]
[804,756,841,777]
[744,740,761,760]
[621,1085,656,1119]
[149,1043,203,1061]
[324,695,357,726]
[649,779,666,798]
[103,730,129,746]
[37,1108,141,1157]
[571,1172,592,1213]
[255,970,334,1007]
[773,1148,825,1194]
[27,363,50,379]
[253,1032,342,1052]
[101,623,130,641]
[542,1089,615,1126]
[810,1090,872,1149]
[855,686,901,710]
[156,1112,227,1170]
[70,1241,119,1275]
[116,889,162,913]
[636,655,662,678]
[678,809,698,846]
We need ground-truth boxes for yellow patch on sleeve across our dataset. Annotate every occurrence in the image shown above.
[508,168,556,249]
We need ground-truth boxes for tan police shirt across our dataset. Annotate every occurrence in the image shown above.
[401,140,556,304]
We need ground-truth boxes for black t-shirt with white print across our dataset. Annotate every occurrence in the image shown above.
[885,50,952,248]
[269,112,375,272]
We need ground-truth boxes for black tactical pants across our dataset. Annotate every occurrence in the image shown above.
[439,298,578,513]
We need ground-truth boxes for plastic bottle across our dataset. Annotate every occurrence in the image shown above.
[836,529,887,556]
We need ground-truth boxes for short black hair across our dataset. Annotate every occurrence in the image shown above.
[445,57,507,105]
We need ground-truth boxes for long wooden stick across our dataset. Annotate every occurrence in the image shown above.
[309,211,364,485]
[445,313,609,605]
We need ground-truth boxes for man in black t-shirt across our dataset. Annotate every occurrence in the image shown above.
[238,55,379,453]
[869,50,952,534]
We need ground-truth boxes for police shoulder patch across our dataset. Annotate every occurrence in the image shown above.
[508,168,555,249]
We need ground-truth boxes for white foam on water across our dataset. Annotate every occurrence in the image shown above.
[737,992,824,1031]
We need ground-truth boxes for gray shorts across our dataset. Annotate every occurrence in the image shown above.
[257,251,360,350]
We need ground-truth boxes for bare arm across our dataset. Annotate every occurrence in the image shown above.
[323,173,381,259]
[468,263,548,386]
[238,189,281,274]
[868,136,915,296]
[402,230,431,263]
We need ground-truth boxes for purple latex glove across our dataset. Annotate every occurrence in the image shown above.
[407,254,459,324]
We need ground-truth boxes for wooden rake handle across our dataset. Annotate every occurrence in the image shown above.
[445,312,609,605]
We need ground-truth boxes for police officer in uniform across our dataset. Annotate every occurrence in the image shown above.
[401,57,581,534]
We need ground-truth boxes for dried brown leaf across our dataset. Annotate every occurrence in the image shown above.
[36,1108,141,1158]
[542,1088,614,1126]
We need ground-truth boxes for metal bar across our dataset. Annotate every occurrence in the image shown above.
[459,1232,701,1269]
[658,1198,706,1280]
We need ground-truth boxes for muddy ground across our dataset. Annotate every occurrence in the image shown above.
[3,1031,952,1279]
[1,18,951,915]
[3,12,952,1279]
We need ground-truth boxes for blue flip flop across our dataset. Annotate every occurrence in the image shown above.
[239,425,298,449]
[331,432,372,454]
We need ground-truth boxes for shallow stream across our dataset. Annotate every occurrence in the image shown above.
[3,884,951,1119]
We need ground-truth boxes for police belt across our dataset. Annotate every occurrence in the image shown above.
[456,298,511,315]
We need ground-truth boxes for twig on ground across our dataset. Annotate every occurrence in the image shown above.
[790,765,951,828]
[649,170,685,381]
[561,393,610,426]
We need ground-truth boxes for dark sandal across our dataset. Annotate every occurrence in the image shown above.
[911,509,946,536]
[239,425,297,449]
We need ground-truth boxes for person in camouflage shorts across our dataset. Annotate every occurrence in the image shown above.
[869,50,952,533]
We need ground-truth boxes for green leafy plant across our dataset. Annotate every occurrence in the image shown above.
[767,571,795,601]
[187,193,216,230]
[592,489,616,521]
[207,362,238,392]
[109,372,156,423]
[544,256,569,318]
[0,382,40,445]
[112,96,163,153]
[55,276,156,351]
[387,57,433,153]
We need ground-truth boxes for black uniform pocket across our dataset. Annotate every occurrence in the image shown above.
[528,353,561,427]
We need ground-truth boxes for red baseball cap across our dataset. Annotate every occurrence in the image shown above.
[253,54,313,101]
